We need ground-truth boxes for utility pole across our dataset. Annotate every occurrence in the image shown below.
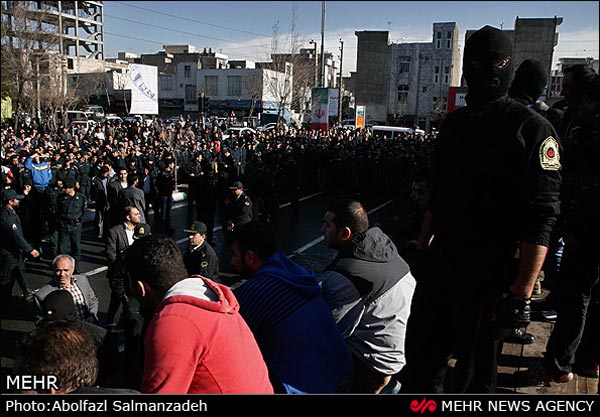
[320,0,326,87]
[338,38,344,123]
[309,39,318,87]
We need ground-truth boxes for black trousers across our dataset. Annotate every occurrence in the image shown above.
[401,251,507,393]
[543,238,599,374]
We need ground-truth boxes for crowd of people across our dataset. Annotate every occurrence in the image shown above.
[2,24,598,395]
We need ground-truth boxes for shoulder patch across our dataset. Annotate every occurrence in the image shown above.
[539,136,561,171]
[12,223,17,231]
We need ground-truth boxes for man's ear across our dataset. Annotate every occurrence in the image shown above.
[339,226,353,242]
[136,280,147,298]
[244,250,256,267]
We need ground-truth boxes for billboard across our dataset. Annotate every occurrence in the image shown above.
[328,88,339,117]
[355,105,365,128]
[447,86,468,113]
[129,64,158,115]
[310,87,329,131]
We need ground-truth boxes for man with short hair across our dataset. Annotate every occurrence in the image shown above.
[125,234,273,394]
[105,206,142,327]
[319,199,416,393]
[33,254,99,324]
[119,173,146,223]
[231,221,354,393]
[182,221,219,280]
[1,189,40,305]
[91,165,110,238]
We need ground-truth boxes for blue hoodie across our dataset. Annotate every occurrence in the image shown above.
[235,252,354,393]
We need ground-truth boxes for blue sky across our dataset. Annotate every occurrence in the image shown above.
[104,1,599,75]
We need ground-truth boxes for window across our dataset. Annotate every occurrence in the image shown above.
[436,40,441,49]
[434,66,440,84]
[161,75,173,91]
[185,85,196,103]
[447,31,452,39]
[205,76,218,95]
[447,39,451,49]
[437,31,442,39]
[228,76,242,96]
[398,62,410,73]
[397,84,409,104]
[184,65,191,78]
[444,74,450,85]
[422,86,428,93]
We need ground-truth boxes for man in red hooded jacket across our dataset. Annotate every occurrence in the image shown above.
[125,234,273,394]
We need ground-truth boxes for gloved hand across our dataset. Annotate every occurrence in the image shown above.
[493,292,531,329]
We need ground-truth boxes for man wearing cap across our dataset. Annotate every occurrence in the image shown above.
[402,25,562,393]
[57,177,87,267]
[1,189,40,305]
[223,181,253,241]
[182,221,219,280]
[106,206,142,327]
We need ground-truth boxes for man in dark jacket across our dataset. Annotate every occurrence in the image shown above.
[105,206,142,327]
[1,189,40,305]
[402,25,562,394]
[319,198,416,393]
[91,165,111,239]
[182,221,219,280]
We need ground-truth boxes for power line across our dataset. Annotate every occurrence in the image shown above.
[110,1,271,39]
[105,13,266,47]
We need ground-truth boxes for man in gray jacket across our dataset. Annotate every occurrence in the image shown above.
[319,198,416,393]
[33,254,99,324]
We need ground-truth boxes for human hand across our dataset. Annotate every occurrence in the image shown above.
[493,292,531,329]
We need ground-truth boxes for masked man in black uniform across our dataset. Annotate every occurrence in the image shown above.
[401,25,562,393]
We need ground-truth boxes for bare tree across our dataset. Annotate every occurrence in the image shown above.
[261,6,317,123]
[1,1,66,130]
[244,72,263,119]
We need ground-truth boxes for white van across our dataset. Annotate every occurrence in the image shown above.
[370,125,425,139]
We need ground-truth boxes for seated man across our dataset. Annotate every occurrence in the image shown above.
[319,198,416,393]
[125,234,273,394]
[231,221,354,393]
[33,254,99,324]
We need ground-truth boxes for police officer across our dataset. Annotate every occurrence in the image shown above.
[223,181,253,240]
[527,65,599,385]
[182,221,220,281]
[402,25,562,393]
[57,177,87,268]
[1,189,40,306]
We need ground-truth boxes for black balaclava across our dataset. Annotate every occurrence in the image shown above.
[508,59,548,106]
[463,25,513,108]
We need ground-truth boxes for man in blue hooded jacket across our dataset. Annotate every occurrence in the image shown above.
[231,221,354,393]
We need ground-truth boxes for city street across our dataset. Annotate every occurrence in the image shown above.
[0,189,400,374]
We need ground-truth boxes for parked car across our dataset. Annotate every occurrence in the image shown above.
[104,114,123,125]
[80,105,105,121]
[222,127,256,140]
[70,119,96,134]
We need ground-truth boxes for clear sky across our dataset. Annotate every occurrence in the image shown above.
[104,1,599,75]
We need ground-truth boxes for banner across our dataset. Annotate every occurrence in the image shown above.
[129,64,158,115]
[355,105,365,128]
[310,87,329,131]
[328,88,339,117]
